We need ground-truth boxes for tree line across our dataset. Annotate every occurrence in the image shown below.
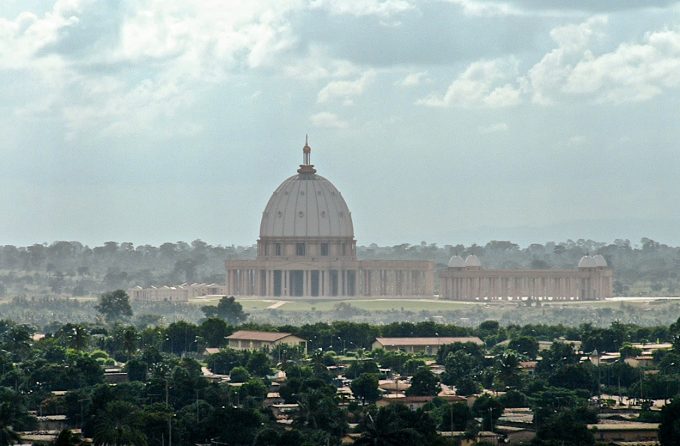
[1,238,680,297]
[0,292,679,445]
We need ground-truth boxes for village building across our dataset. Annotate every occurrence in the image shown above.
[127,282,227,302]
[226,330,307,353]
[588,423,659,443]
[372,336,484,354]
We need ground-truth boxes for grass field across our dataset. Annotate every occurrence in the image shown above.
[188,296,679,313]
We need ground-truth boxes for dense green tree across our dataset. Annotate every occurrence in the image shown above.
[199,318,230,348]
[499,389,528,408]
[206,348,249,375]
[430,400,473,431]
[247,350,272,377]
[406,367,439,397]
[164,321,199,355]
[533,410,594,446]
[201,296,247,325]
[296,388,348,439]
[472,395,504,430]
[54,429,83,446]
[351,373,380,404]
[455,376,481,396]
[124,359,147,382]
[436,342,484,364]
[619,343,643,358]
[508,336,539,359]
[530,387,588,426]
[92,401,147,446]
[548,364,597,394]
[346,360,380,379]
[441,349,480,386]
[238,378,268,402]
[660,399,680,446]
[270,343,305,362]
[95,290,133,323]
[229,366,250,383]
[536,342,579,376]
[495,350,521,389]
[0,388,36,446]
[55,324,90,351]
[355,405,440,446]
[211,406,263,446]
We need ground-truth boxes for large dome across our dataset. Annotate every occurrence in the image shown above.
[259,143,354,239]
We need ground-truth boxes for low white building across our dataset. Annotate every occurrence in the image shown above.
[372,336,484,354]
[128,283,228,302]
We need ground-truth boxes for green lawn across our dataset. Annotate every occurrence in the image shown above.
[191,295,677,314]
[226,298,476,313]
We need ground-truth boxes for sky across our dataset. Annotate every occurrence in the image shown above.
[1,0,680,248]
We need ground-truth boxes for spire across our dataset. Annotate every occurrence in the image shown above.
[298,135,316,175]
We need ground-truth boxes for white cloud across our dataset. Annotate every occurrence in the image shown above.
[445,0,520,17]
[418,58,523,108]
[528,17,680,104]
[478,122,509,134]
[527,16,608,104]
[282,45,360,81]
[0,0,307,139]
[317,71,375,103]
[564,28,680,103]
[421,16,680,108]
[310,0,415,18]
[567,135,587,146]
[395,71,428,87]
[310,111,348,128]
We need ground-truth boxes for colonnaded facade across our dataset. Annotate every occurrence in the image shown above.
[439,254,613,301]
[225,141,435,298]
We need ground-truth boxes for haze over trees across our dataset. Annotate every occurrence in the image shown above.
[1,238,679,298]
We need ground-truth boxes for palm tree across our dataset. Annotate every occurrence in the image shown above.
[354,407,424,446]
[54,429,82,446]
[0,402,20,446]
[93,401,147,446]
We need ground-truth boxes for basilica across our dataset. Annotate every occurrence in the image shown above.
[225,140,613,301]
[224,140,435,298]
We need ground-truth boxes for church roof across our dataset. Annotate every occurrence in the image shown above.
[464,255,481,267]
[448,256,465,267]
[259,141,354,239]
[578,255,597,268]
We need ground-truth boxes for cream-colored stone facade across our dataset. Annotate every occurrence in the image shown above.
[128,283,227,302]
[227,257,434,297]
[440,255,613,301]
[225,141,435,298]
